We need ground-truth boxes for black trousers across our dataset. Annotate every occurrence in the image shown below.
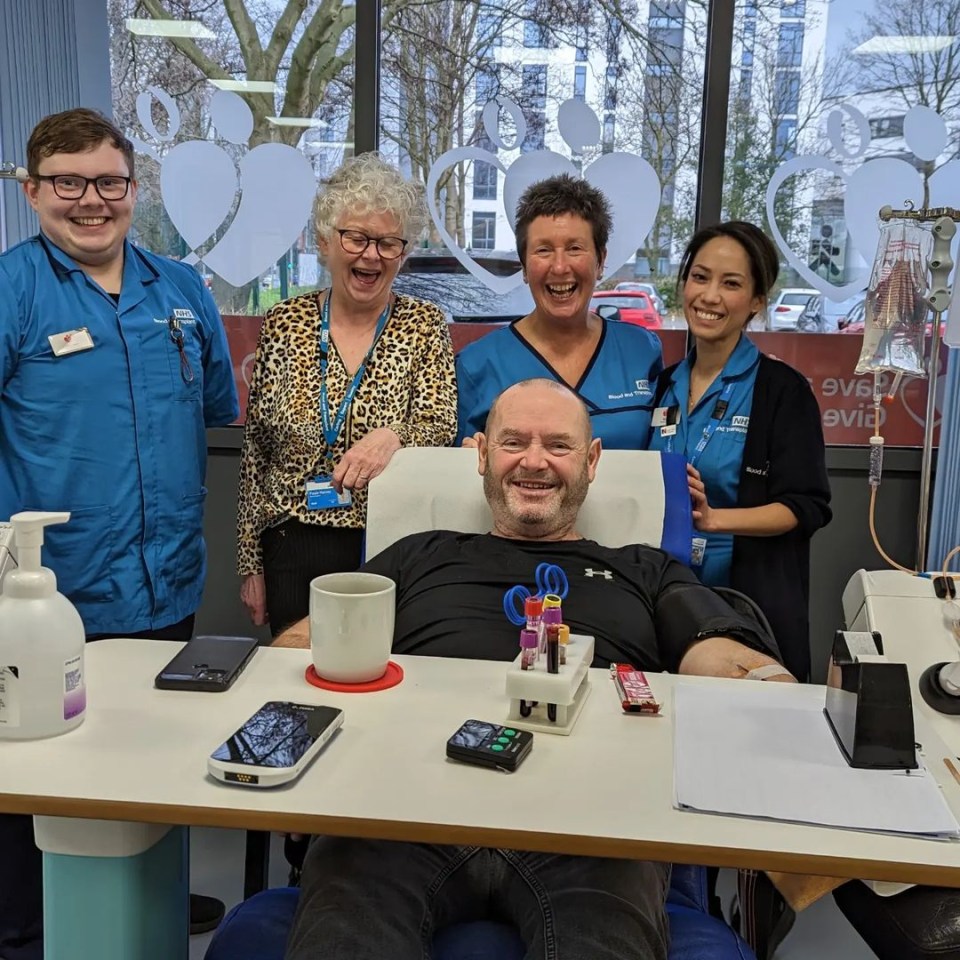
[1,616,196,958]
[261,519,365,639]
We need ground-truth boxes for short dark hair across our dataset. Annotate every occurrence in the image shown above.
[677,221,779,301]
[27,108,135,179]
[514,174,612,265]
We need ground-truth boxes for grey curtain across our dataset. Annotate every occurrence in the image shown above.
[0,0,112,248]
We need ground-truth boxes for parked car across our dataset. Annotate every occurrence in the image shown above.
[615,281,665,315]
[590,290,662,329]
[798,293,866,333]
[393,251,533,322]
[840,299,942,337]
[768,288,818,331]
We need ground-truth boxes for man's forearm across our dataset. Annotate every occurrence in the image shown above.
[272,616,310,649]
[678,636,795,681]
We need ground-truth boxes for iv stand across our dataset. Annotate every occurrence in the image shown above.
[0,162,29,182]
[878,204,960,568]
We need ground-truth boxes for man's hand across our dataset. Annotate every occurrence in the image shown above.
[240,573,268,625]
[272,616,310,649]
[332,427,402,493]
[679,636,796,682]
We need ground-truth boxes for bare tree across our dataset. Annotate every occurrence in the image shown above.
[723,10,827,257]
[132,0,357,147]
[844,0,960,203]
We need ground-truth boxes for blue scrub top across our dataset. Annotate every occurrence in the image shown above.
[0,235,239,634]
[456,319,663,449]
[648,335,760,586]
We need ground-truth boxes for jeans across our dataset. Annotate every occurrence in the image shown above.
[285,838,671,960]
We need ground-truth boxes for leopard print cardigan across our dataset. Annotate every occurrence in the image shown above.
[237,291,457,575]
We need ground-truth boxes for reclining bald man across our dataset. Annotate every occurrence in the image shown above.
[275,377,792,960]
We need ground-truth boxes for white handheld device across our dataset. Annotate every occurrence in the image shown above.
[208,700,343,788]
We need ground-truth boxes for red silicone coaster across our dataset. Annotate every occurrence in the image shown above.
[304,660,404,692]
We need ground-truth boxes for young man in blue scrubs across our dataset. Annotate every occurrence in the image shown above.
[0,108,239,956]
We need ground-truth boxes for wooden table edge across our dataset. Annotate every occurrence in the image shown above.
[4,792,960,887]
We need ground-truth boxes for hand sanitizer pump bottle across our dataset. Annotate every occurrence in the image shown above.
[0,512,86,739]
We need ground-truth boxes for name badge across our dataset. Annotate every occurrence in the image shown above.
[691,537,707,567]
[652,405,680,428]
[306,476,352,510]
[660,424,677,437]
[48,327,94,357]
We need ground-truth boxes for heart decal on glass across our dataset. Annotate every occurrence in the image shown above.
[766,104,960,303]
[134,88,315,288]
[427,98,662,294]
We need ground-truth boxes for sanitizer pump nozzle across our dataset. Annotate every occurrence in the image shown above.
[0,511,87,739]
[2,511,69,596]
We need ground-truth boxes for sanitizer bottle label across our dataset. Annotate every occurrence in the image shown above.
[63,655,85,721]
[0,666,20,727]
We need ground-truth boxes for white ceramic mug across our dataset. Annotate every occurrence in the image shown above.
[309,572,396,683]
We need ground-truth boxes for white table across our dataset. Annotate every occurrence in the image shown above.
[4,638,960,960]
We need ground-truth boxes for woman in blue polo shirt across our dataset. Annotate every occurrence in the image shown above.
[649,221,831,682]
[456,174,662,448]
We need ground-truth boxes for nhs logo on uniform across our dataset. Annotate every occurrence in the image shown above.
[635,379,651,394]
[730,415,750,432]
[173,308,197,323]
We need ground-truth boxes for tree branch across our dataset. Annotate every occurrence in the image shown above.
[138,0,231,79]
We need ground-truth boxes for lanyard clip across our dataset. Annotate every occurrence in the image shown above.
[167,316,194,384]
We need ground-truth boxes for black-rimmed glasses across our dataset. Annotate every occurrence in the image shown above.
[35,175,132,201]
[336,228,408,261]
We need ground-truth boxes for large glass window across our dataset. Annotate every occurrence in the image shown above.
[109,1,354,321]
[719,0,958,447]
[379,0,705,351]
[104,0,948,444]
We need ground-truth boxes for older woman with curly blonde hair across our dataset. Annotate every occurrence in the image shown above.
[238,153,457,634]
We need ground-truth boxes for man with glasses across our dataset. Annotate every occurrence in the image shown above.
[0,108,238,956]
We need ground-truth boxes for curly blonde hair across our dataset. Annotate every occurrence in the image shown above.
[314,153,428,247]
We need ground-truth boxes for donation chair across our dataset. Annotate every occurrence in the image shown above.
[207,448,756,960]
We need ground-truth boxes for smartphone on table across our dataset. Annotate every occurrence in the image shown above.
[154,635,259,692]
[208,701,344,787]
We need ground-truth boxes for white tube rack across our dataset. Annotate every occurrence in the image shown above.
[504,633,595,735]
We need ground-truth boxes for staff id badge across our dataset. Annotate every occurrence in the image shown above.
[306,476,352,510]
[691,537,707,568]
[653,405,679,437]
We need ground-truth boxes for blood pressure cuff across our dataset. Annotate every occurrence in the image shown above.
[653,580,782,674]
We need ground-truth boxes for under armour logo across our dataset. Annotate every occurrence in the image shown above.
[584,568,613,579]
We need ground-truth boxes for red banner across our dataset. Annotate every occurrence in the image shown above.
[222,318,939,447]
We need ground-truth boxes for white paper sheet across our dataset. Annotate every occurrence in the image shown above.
[673,680,960,838]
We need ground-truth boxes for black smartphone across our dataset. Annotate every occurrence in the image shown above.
[446,719,533,772]
[155,635,259,692]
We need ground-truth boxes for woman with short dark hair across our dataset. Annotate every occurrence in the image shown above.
[455,174,663,447]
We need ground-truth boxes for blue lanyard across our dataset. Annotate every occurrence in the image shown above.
[688,380,736,469]
[319,293,390,449]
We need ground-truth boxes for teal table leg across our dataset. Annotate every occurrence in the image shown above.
[40,823,189,960]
